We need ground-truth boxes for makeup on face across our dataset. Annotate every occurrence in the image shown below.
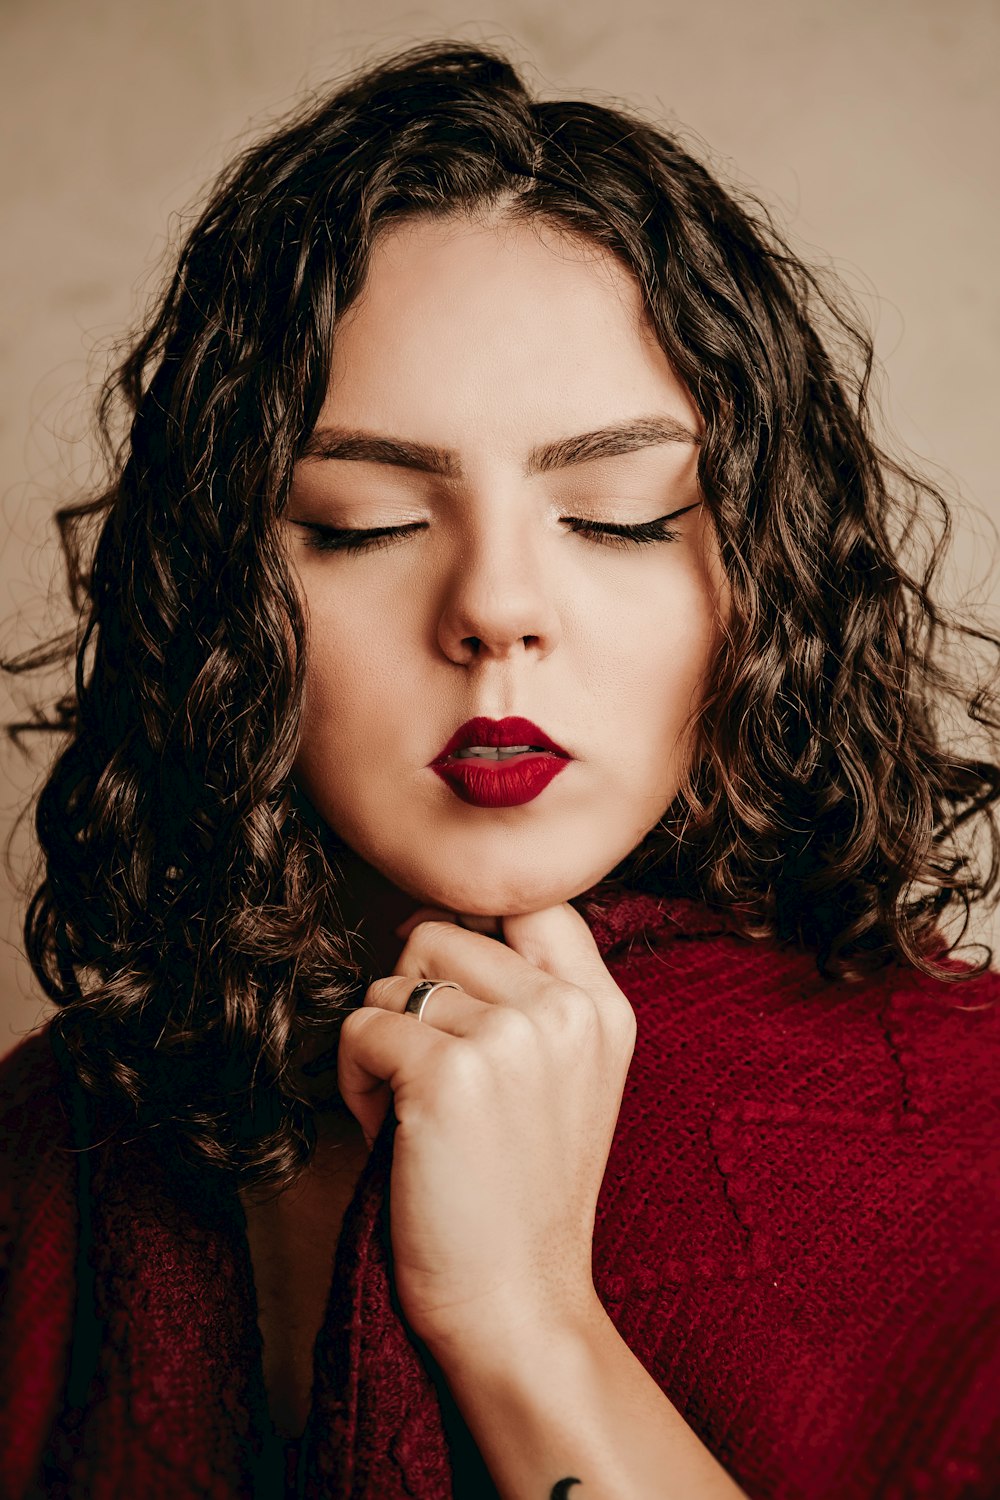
[430,715,571,808]
[287,213,729,931]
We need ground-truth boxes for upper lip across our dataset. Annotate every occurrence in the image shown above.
[432,716,571,764]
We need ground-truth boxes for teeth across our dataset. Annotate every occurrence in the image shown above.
[453,745,540,760]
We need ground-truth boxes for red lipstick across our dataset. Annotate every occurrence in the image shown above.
[431,716,571,808]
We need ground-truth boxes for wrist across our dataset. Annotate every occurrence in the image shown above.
[422,1291,748,1500]
[422,1283,610,1381]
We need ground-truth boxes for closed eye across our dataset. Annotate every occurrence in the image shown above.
[291,502,700,555]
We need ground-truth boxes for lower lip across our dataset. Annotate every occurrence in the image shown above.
[432,752,570,808]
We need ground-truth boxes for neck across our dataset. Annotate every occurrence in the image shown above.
[332,845,506,968]
[333,847,429,978]
[284,840,430,1105]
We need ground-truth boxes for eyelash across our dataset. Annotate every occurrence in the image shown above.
[296,514,684,555]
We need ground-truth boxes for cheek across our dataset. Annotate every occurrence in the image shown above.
[618,565,720,705]
[613,568,724,791]
[298,586,406,733]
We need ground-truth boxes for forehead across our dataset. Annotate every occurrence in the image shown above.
[344,210,645,333]
[321,213,696,450]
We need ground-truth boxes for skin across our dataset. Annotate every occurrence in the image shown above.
[287,211,729,960]
[275,213,744,1497]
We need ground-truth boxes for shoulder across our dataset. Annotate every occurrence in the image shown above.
[625,900,998,1054]
[0,1026,76,1234]
[0,1029,83,1494]
[599,909,1000,1493]
[589,884,1000,1082]
[0,1024,70,1136]
[608,905,1000,1172]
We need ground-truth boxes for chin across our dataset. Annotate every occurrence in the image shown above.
[403,857,624,919]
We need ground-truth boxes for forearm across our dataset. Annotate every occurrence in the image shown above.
[429,1296,748,1500]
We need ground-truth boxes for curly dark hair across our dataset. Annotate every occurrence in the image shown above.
[5,40,999,1192]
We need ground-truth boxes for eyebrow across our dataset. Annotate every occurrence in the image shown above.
[298,413,701,479]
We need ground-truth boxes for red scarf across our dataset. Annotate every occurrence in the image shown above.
[2,888,998,1498]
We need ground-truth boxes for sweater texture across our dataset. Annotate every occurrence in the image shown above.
[0,887,998,1499]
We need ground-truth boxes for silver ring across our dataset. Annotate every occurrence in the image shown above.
[404,980,460,1023]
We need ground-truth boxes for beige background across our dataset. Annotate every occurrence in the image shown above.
[2,0,998,1054]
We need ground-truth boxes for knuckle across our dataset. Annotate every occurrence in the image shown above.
[607,1001,637,1074]
[407,918,462,957]
[364,976,398,1008]
[615,996,638,1045]
[483,1005,535,1050]
[616,1016,638,1069]
[547,982,594,1036]
[433,1041,485,1099]
[337,1006,368,1044]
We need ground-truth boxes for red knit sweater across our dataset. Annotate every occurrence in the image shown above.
[1,888,998,1499]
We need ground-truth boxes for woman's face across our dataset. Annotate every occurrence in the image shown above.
[287,212,729,918]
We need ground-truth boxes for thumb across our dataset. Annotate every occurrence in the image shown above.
[499,901,609,990]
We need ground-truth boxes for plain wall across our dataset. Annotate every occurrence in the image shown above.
[2,0,998,1051]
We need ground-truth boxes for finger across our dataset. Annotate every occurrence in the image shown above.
[394,907,459,942]
[454,912,504,938]
[501,904,637,1036]
[397,905,633,1036]
[337,1007,452,1144]
[393,917,566,1011]
[499,902,611,992]
[394,908,505,943]
[345,1080,390,1152]
[364,976,493,1036]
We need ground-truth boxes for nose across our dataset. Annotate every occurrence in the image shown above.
[435,520,562,666]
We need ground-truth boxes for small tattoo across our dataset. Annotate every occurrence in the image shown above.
[550,1481,582,1499]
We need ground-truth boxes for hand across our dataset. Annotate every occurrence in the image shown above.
[336,903,637,1355]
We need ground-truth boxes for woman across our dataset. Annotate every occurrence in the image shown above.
[1,39,998,1500]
